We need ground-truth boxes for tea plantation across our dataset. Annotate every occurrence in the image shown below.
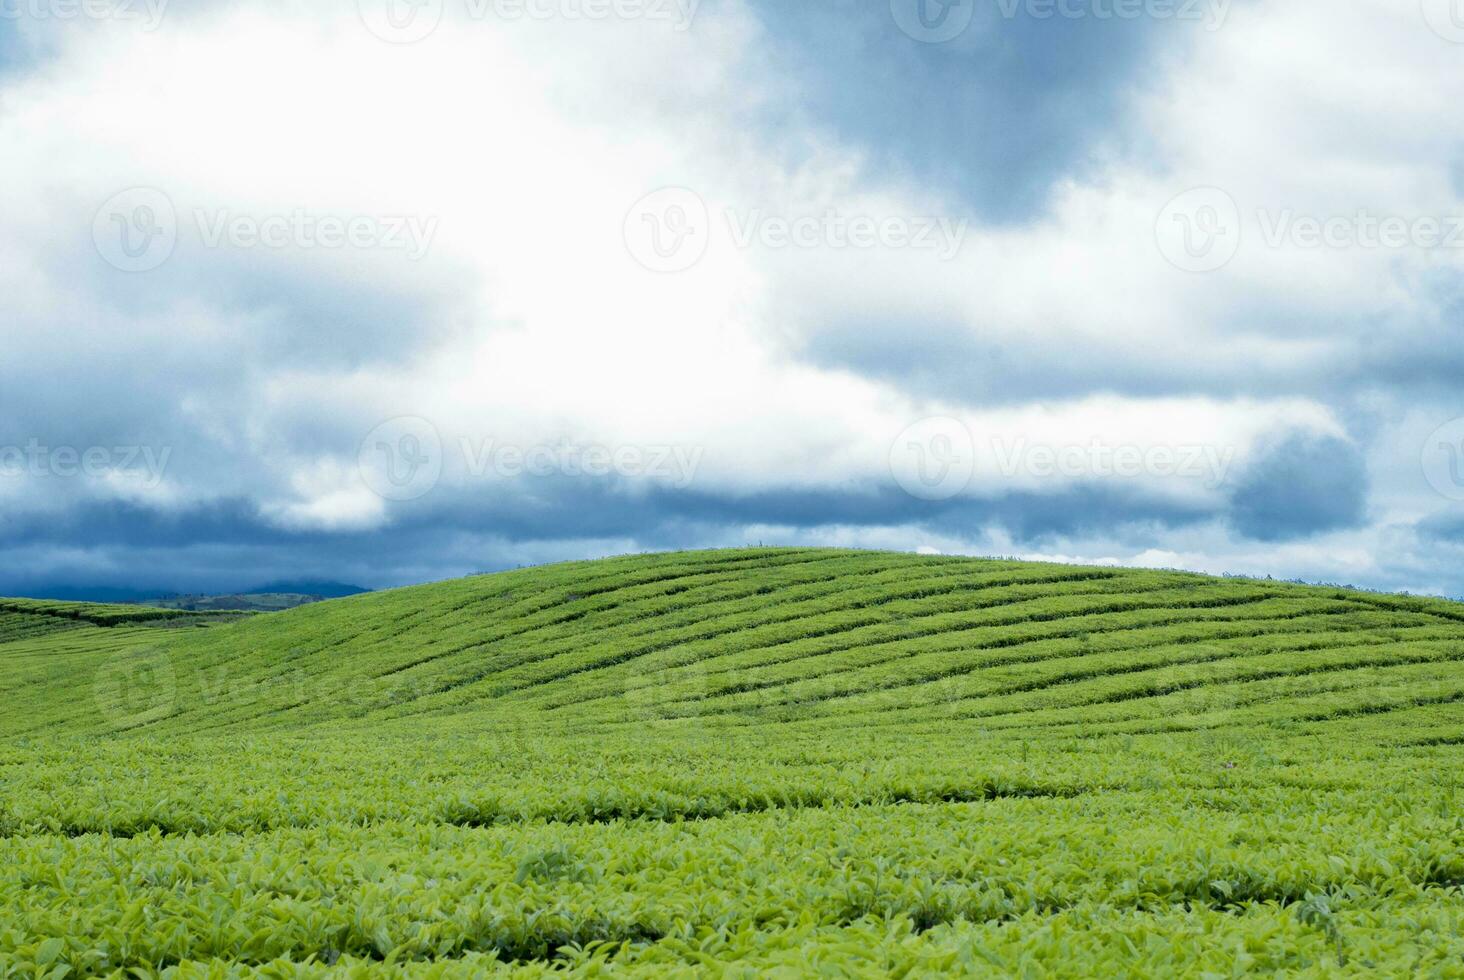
[2,548,1462,976]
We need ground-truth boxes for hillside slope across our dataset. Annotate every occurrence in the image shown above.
[3,549,1464,976]
[10,547,1464,740]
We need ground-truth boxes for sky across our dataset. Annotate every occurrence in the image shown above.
[2,0,1464,598]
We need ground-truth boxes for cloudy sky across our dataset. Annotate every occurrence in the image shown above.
[3,0,1464,598]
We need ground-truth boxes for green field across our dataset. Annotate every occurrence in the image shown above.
[3,548,1463,977]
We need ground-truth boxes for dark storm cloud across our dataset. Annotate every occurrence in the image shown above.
[639,482,1216,541]
[1414,510,1464,543]
[1226,435,1369,542]
[0,435,1412,598]
[746,0,1205,223]
[795,297,1464,412]
[0,475,1222,596]
[0,498,293,550]
[792,319,1219,405]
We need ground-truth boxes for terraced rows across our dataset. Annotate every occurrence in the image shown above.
[20,548,1453,739]
[3,549,1464,976]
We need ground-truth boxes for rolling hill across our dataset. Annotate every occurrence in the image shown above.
[3,548,1463,975]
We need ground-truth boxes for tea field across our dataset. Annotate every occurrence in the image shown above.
[2,548,1463,976]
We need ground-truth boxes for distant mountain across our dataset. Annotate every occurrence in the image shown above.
[244,581,369,599]
[9,581,369,609]
[144,582,370,613]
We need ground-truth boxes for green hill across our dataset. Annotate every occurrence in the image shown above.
[3,549,1463,975]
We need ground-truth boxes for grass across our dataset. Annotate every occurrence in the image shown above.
[2,548,1463,976]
